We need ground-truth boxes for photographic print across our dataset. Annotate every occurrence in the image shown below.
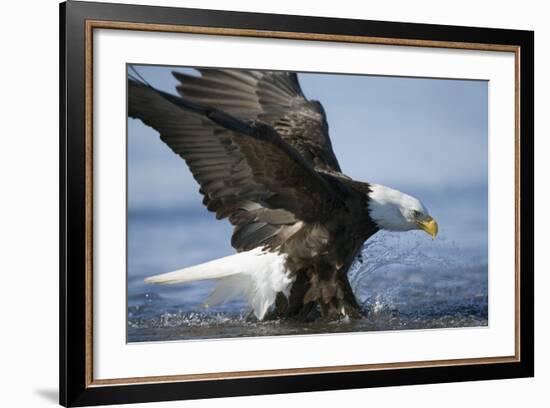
[60,4,533,404]
[127,65,488,342]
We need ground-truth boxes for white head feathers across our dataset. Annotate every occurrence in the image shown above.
[367,184,431,232]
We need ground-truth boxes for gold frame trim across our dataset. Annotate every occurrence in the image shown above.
[84,20,521,388]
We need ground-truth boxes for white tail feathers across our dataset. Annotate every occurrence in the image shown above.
[144,256,244,285]
[144,248,292,320]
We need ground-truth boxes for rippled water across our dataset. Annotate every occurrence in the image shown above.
[127,188,488,342]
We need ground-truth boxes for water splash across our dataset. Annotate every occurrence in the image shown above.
[349,232,458,308]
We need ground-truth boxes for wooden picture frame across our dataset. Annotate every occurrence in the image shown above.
[60,1,534,406]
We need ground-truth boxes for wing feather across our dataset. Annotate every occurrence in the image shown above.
[174,69,342,173]
[128,78,340,250]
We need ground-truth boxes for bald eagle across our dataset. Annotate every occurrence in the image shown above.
[128,68,438,321]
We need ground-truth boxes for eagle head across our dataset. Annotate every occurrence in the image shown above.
[367,184,438,238]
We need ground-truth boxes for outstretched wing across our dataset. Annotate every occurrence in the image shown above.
[128,78,342,251]
[173,69,342,174]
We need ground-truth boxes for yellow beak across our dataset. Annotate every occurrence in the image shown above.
[417,216,438,238]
